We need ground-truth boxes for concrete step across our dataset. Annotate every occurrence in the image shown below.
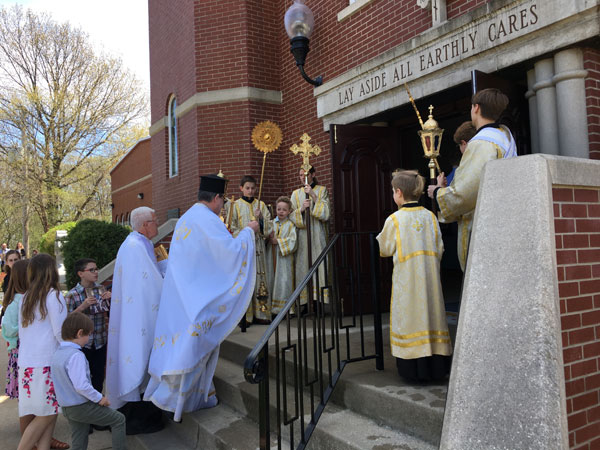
[129,403,282,450]
[213,357,437,450]
[220,317,447,446]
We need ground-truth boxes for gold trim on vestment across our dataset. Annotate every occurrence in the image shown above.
[391,329,449,339]
[390,212,440,262]
[391,337,451,348]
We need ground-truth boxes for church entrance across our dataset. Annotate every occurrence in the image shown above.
[330,67,531,314]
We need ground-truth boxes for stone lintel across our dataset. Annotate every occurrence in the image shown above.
[440,154,570,450]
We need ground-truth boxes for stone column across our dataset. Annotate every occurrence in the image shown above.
[553,48,589,158]
[533,59,560,155]
[526,69,540,154]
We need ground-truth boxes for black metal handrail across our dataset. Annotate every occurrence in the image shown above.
[244,231,384,449]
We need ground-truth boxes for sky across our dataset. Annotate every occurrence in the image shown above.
[0,0,150,95]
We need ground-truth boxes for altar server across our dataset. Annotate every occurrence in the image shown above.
[378,170,452,382]
[290,167,330,305]
[144,174,258,422]
[428,88,517,270]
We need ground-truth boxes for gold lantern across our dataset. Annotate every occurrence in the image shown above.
[418,105,444,181]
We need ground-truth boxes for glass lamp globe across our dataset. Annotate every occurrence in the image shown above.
[284,0,315,39]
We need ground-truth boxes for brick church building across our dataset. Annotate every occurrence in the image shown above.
[144,1,600,448]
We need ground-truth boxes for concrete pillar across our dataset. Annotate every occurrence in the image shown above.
[526,69,540,154]
[553,48,589,159]
[533,59,560,155]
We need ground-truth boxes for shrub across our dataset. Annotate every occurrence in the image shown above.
[38,222,77,257]
[61,219,130,289]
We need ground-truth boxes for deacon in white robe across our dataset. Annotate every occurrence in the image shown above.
[105,206,165,434]
[428,89,517,270]
[144,174,258,422]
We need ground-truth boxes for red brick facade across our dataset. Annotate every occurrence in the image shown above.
[554,186,600,450]
[584,48,600,161]
[110,138,153,223]
[149,1,599,222]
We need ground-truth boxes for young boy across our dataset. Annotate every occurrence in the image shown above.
[267,196,297,315]
[65,258,111,421]
[51,312,126,449]
[377,170,452,382]
[230,175,272,324]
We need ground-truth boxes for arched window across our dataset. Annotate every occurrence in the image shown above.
[125,212,130,227]
[168,95,179,177]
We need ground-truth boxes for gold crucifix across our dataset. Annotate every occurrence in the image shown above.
[290,133,321,178]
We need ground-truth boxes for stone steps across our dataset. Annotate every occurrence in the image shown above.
[129,313,448,449]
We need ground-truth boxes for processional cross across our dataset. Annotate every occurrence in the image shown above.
[290,133,321,181]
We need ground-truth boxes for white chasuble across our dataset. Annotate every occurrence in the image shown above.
[266,217,297,314]
[106,231,164,409]
[377,206,452,360]
[437,125,516,270]
[144,203,256,421]
[289,185,330,304]
[230,198,272,322]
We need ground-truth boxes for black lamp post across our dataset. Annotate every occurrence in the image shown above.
[284,0,322,87]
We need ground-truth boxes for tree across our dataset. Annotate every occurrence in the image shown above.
[0,6,148,238]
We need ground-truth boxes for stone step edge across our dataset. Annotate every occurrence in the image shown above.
[213,357,440,448]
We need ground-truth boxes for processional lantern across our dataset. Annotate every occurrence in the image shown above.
[404,83,443,211]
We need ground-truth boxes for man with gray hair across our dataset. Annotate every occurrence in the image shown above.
[105,206,165,434]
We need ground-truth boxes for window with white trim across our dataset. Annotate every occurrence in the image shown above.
[168,95,179,177]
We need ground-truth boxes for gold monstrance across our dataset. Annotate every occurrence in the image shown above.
[251,121,282,310]
[252,121,282,203]
[404,83,444,212]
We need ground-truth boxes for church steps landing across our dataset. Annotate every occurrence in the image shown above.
[131,402,281,450]
[220,326,446,447]
[213,356,437,450]
[126,426,191,450]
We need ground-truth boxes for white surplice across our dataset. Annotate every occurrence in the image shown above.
[106,231,164,409]
[144,203,256,421]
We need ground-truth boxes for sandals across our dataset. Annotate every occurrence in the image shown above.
[50,437,70,449]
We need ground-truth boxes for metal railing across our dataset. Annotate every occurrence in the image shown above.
[244,232,384,449]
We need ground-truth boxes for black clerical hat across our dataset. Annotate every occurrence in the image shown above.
[199,174,228,194]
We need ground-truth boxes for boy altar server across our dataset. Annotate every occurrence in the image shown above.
[230,175,273,324]
[266,196,297,315]
[144,174,259,422]
[428,88,517,271]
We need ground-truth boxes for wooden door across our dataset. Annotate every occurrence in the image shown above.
[330,124,401,315]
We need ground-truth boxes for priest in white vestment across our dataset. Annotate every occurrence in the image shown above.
[144,174,258,422]
[105,206,166,434]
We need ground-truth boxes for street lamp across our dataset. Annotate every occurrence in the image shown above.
[284,0,323,87]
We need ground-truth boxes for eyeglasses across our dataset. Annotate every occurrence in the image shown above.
[83,268,98,273]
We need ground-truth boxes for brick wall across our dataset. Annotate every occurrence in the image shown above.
[111,139,153,222]
[584,47,600,160]
[554,186,600,450]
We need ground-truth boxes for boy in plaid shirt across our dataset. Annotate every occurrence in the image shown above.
[65,258,111,430]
